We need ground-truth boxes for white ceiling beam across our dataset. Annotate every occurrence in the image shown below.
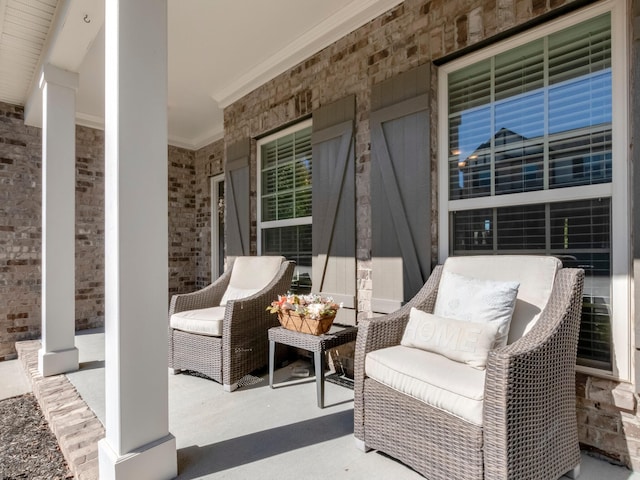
[24,0,104,127]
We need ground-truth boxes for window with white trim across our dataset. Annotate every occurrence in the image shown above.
[257,120,313,293]
[438,2,629,377]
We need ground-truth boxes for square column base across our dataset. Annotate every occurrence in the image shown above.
[98,434,177,480]
[38,347,79,377]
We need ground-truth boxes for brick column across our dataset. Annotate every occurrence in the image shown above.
[97,0,177,478]
[38,64,79,377]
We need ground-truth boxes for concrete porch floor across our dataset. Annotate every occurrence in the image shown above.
[2,328,640,480]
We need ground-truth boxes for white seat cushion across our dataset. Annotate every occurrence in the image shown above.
[442,255,561,344]
[170,306,226,337]
[365,345,486,426]
[220,256,285,305]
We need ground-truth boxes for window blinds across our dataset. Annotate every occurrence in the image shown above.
[261,126,312,222]
[446,13,613,370]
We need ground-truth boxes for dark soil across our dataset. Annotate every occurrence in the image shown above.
[0,393,72,480]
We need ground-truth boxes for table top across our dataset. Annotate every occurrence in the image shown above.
[268,325,358,352]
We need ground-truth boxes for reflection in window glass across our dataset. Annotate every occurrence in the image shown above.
[549,129,612,188]
[448,14,611,200]
[548,71,611,134]
[494,93,544,140]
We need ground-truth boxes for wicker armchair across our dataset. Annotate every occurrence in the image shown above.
[169,256,295,391]
[354,255,584,480]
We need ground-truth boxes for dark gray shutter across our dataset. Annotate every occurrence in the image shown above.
[225,138,250,256]
[371,64,431,313]
[312,95,357,325]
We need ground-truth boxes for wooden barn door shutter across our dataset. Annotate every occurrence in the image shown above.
[225,138,250,256]
[312,96,357,325]
[371,65,431,313]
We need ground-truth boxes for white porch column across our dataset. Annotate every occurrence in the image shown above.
[38,64,79,377]
[97,1,177,479]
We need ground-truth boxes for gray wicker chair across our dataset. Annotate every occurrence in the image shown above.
[168,256,295,391]
[354,255,584,480]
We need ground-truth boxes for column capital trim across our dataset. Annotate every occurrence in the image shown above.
[39,63,79,91]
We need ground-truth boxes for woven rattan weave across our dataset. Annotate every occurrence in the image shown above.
[168,258,295,391]
[354,263,584,480]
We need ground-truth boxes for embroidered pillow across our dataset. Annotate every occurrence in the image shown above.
[433,270,520,349]
[401,308,500,368]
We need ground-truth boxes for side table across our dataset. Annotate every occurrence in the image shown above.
[268,326,358,408]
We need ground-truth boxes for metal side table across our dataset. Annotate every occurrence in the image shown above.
[268,326,358,408]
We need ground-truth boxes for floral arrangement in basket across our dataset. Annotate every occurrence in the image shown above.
[267,293,341,335]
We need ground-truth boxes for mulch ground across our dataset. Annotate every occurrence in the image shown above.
[0,393,72,480]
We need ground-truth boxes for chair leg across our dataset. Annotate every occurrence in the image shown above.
[354,437,371,452]
[223,382,238,392]
[565,463,580,479]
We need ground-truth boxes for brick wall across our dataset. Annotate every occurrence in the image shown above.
[221,0,640,469]
[0,102,200,359]
[0,102,42,360]
[0,106,109,359]
[194,139,224,289]
[168,145,197,298]
[575,373,640,469]
[75,126,105,331]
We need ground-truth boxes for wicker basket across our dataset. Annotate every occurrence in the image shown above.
[277,310,336,335]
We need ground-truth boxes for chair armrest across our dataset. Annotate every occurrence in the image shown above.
[168,267,233,317]
[483,268,584,478]
[222,260,296,335]
[354,265,443,371]
[220,261,296,385]
[353,265,442,441]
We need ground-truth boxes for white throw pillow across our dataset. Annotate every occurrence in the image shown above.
[433,270,519,349]
[402,308,500,369]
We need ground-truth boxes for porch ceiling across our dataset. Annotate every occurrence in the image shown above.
[0,0,402,150]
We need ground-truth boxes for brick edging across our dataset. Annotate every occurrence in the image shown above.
[15,340,103,480]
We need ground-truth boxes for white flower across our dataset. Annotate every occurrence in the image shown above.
[306,303,325,319]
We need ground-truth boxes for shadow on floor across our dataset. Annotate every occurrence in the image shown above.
[79,360,105,371]
[177,409,353,479]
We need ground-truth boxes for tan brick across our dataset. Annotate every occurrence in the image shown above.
[76,458,100,480]
[587,377,637,411]
[15,343,102,480]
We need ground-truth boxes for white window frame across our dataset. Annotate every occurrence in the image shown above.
[437,0,630,381]
[256,118,313,258]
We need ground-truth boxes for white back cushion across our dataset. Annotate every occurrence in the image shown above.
[220,256,285,305]
[441,256,561,344]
